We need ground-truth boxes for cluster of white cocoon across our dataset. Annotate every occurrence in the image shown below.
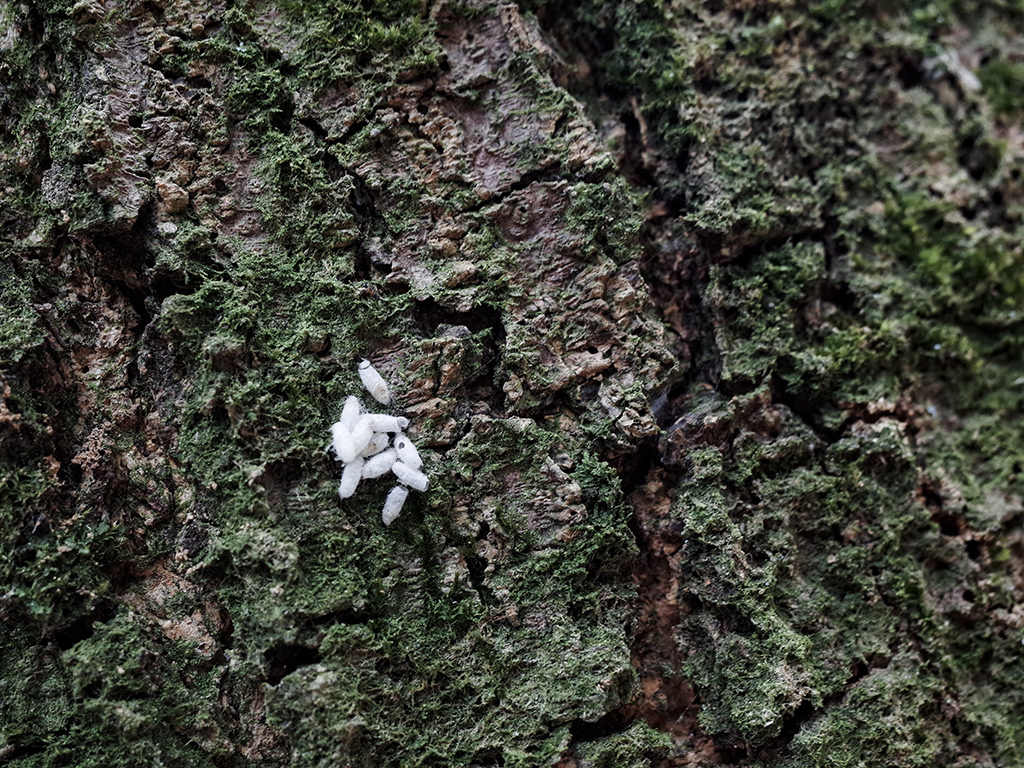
[330,360,428,526]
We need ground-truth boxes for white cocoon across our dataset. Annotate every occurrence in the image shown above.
[392,460,429,491]
[366,414,409,433]
[393,434,422,470]
[340,395,362,431]
[359,359,390,405]
[381,485,408,526]
[338,458,364,499]
[332,422,358,464]
[362,449,397,479]
[360,432,390,457]
[349,414,375,456]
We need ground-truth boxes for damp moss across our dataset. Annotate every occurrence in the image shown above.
[706,241,908,405]
[0,2,91,239]
[223,0,440,152]
[785,653,950,768]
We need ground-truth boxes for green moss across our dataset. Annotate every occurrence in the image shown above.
[572,720,672,767]
[0,624,73,758]
[8,0,1024,762]
[672,394,942,754]
[158,259,645,758]
[705,241,908,406]
[979,57,1024,117]
[676,214,1024,757]
[785,654,948,768]
[880,191,1024,318]
[0,354,142,634]
[132,1,663,761]
[0,612,225,767]
[0,263,46,365]
[565,181,646,264]
[223,0,439,151]
[518,1,1024,759]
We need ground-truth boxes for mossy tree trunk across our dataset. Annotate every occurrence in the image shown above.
[2,1,1023,766]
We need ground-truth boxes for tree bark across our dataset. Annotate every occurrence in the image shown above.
[2,1,1023,766]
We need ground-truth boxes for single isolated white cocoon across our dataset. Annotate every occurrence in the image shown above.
[362,448,398,479]
[393,434,422,470]
[366,414,409,434]
[338,458,365,499]
[359,359,391,405]
[391,460,429,491]
[381,485,409,526]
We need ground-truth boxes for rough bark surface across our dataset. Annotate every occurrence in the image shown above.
[1,1,1023,766]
